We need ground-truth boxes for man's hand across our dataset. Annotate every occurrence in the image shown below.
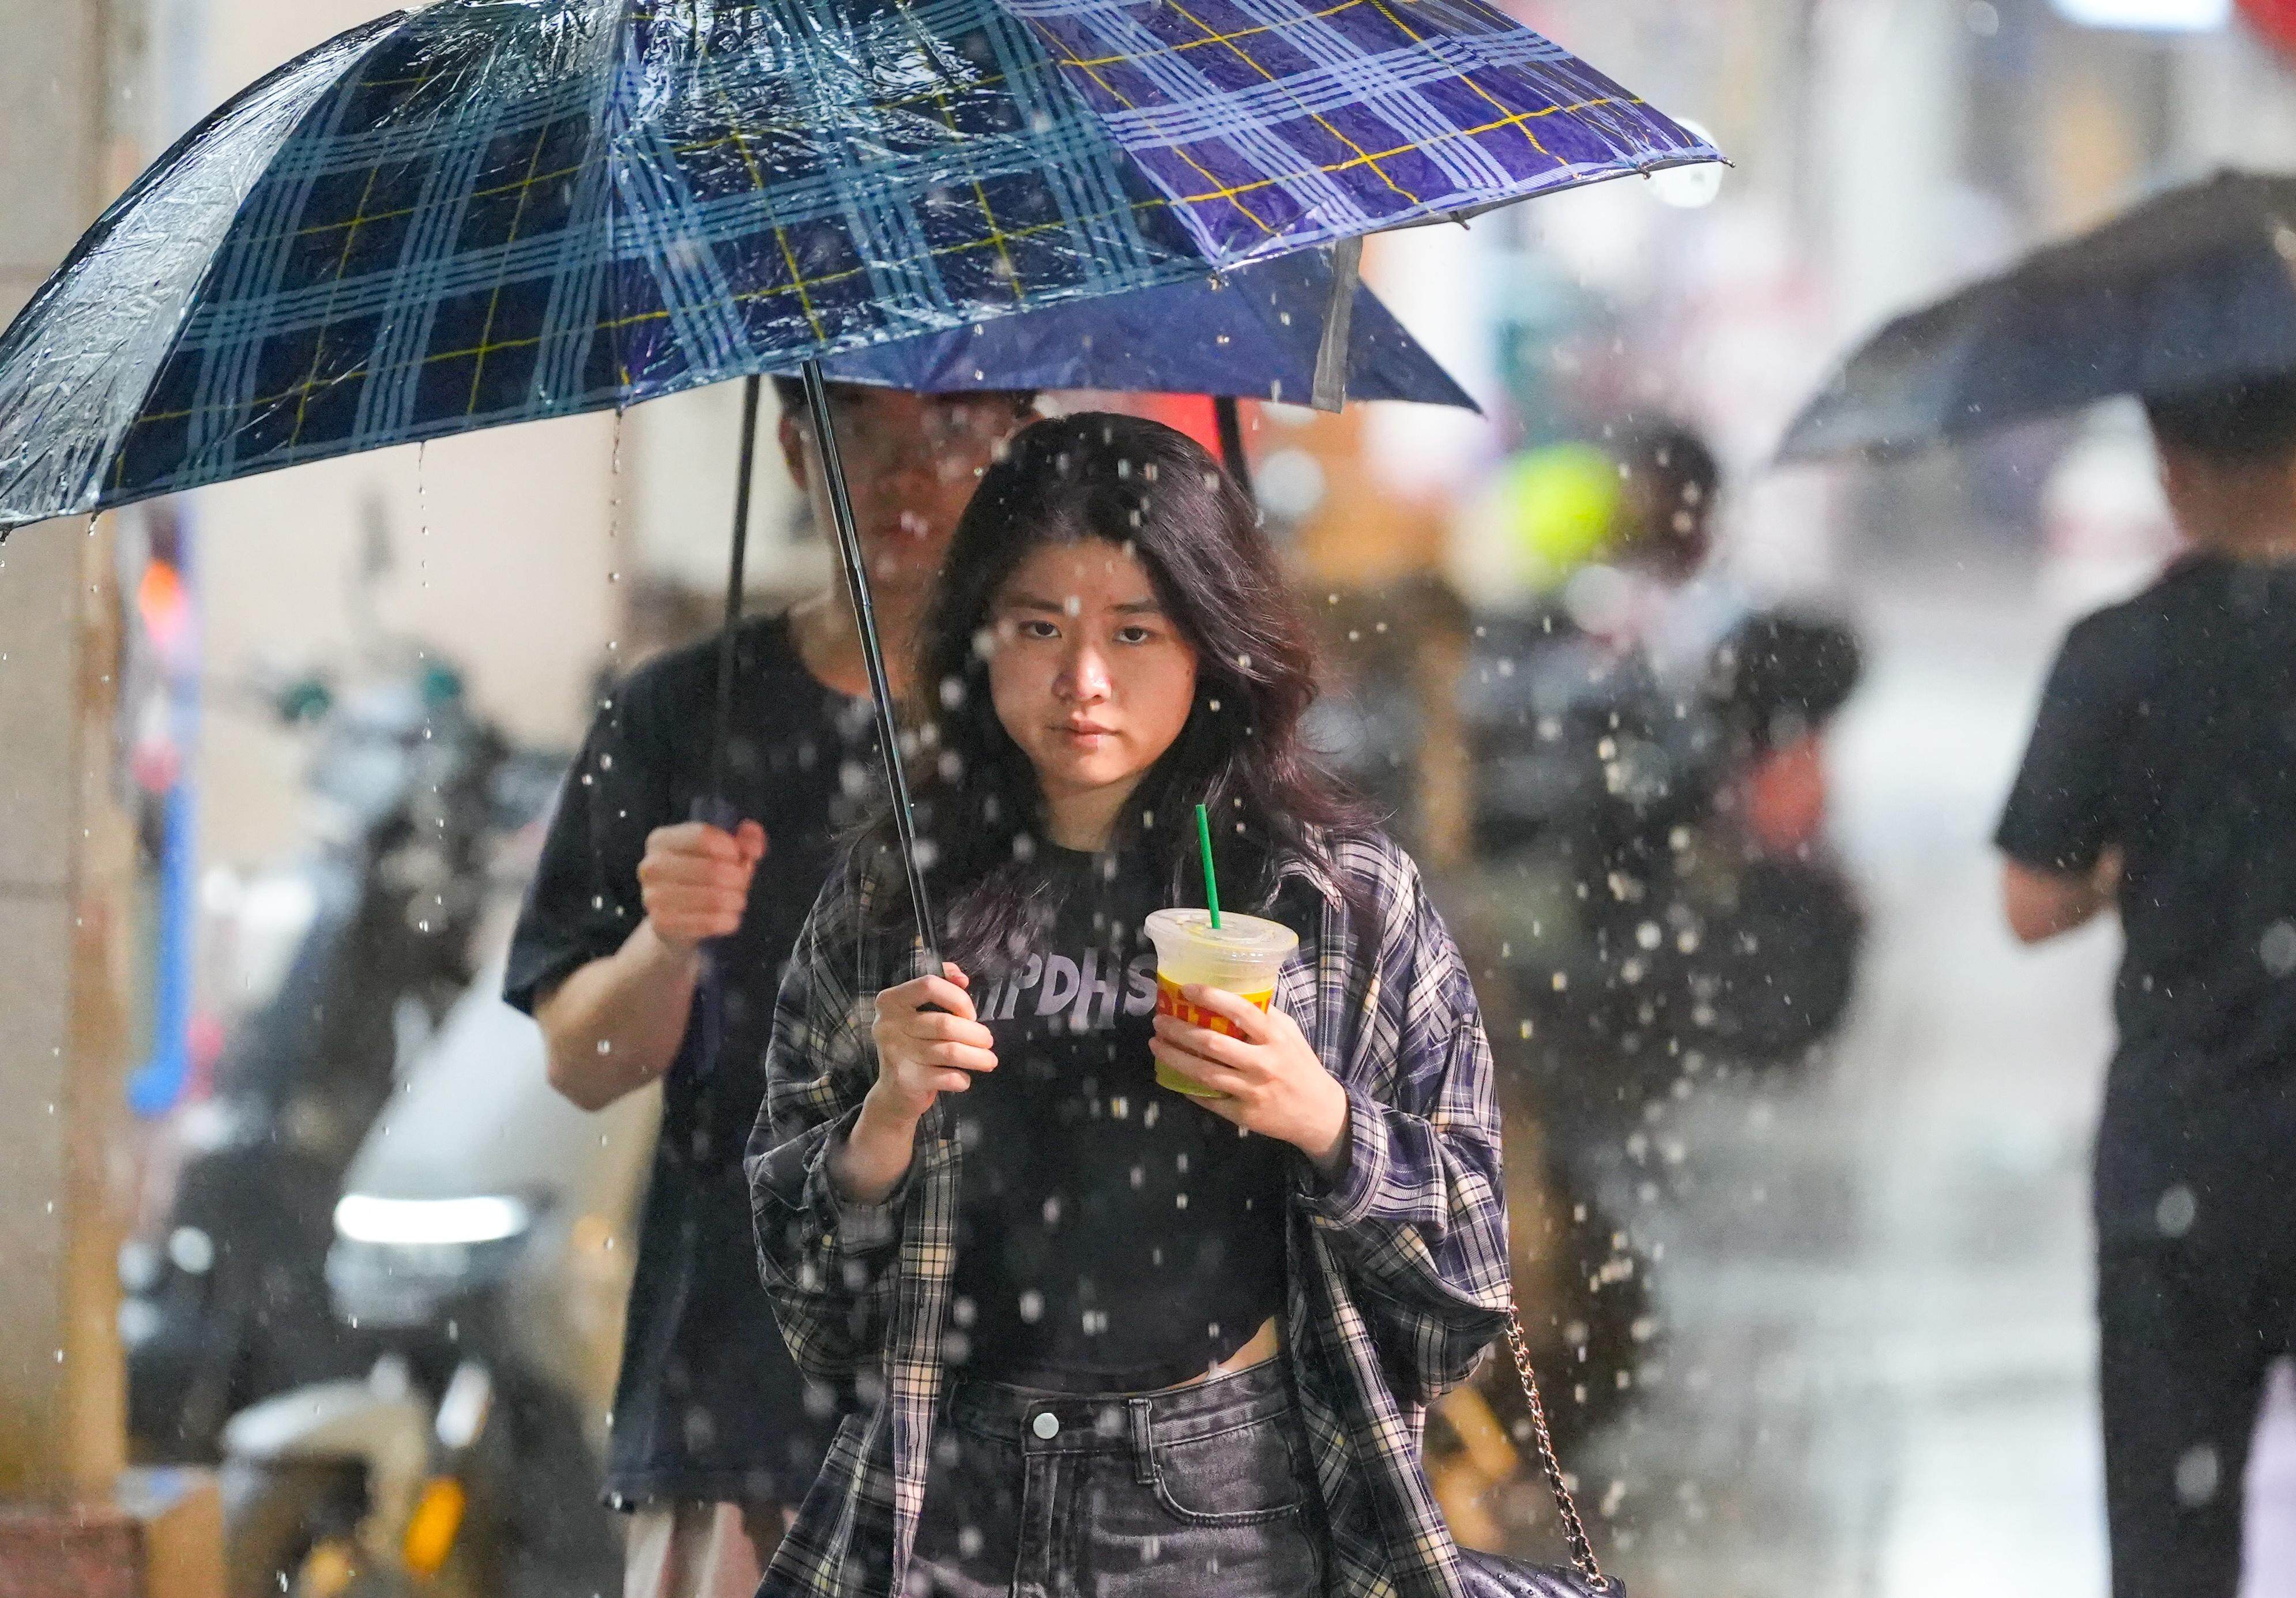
[1150,987,1352,1179]
[637,820,766,954]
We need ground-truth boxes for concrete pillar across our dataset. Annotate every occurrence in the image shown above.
[0,0,138,1505]
[1811,0,1972,342]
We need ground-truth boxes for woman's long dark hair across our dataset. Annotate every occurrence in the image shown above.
[888,412,1371,969]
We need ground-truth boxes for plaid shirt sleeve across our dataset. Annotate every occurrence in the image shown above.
[746,849,910,1388]
[1300,845,1513,1404]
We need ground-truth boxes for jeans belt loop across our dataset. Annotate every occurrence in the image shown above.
[1126,1397,1157,1486]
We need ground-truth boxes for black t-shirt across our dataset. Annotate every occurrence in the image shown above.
[1996,555,2296,1242]
[504,614,877,1502]
[945,846,1289,1393]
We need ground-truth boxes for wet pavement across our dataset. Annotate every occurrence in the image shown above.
[1557,572,2122,1597]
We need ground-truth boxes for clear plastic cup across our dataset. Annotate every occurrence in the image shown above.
[1144,908,1298,1098]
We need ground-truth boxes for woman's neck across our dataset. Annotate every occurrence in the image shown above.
[1042,778,1140,853]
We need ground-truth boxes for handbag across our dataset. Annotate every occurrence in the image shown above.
[1454,1310,1625,1598]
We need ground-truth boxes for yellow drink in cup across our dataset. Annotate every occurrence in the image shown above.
[1144,908,1298,1099]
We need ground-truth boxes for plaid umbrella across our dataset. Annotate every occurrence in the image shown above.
[0,0,1708,527]
[0,0,1714,1001]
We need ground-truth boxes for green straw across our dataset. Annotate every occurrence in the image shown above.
[1195,803,1223,930]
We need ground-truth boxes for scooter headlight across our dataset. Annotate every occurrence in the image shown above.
[333,1194,531,1247]
[328,1195,535,1328]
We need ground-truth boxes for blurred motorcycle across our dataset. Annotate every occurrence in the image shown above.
[219,961,654,1598]
[119,634,566,1464]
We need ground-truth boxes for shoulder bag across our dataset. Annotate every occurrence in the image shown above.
[1454,1310,1625,1598]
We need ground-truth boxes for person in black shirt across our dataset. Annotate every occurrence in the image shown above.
[1997,375,2296,1598]
[503,379,1033,1598]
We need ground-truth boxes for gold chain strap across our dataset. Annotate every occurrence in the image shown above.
[1500,1307,1608,1590]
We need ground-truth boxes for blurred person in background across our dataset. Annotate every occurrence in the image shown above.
[1606,422,1732,673]
[1997,375,2296,1598]
[504,379,1035,1598]
[1610,420,1858,860]
[1459,415,1852,863]
[1431,413,1862,1519]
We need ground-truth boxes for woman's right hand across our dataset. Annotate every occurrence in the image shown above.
[864,965,999,1125]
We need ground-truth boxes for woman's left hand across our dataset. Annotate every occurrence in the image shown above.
[1150,987,1352,1179]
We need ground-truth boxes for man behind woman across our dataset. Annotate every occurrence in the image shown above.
[509,382,1036,1598]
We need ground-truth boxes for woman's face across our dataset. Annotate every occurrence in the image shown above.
[984,539,1200,836]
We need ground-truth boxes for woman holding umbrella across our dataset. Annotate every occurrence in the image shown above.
[750,413,1512,1598]
[0,2,1706,1592]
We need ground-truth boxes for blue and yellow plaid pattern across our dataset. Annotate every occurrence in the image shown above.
[748,829,1515,1598]
[1008,0,1709,258]
[0,0,1710,532]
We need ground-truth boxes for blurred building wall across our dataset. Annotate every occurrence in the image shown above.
[621,381,821,637]
[1504,0,2296,585]
[0,0,137,1500]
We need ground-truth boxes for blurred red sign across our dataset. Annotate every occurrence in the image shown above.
[2243,0,2296,53]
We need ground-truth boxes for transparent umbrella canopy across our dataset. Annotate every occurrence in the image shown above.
[0,0,1719,945]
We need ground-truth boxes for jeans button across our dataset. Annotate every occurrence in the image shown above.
[1032,1411,1060,1440]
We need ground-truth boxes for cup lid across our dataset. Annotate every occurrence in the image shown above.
[1144,907,1298,958]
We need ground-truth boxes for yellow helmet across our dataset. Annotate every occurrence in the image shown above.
[1486,442,1624,592]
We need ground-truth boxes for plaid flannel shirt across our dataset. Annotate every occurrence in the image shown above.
[746,830,1511,1598]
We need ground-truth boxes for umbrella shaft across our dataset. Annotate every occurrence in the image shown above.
[803,360,942,960]
[1214,396,1254,499]
[710,376,764,802]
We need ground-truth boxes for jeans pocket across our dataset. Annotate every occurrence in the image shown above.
[1148,1417,1307,1527]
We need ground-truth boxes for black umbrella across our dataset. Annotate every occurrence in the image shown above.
[1779,170,2296,462]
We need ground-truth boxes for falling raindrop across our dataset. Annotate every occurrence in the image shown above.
[2176,1445,2221,1505]
[2263,920,2296,977]
[415,440,430,591]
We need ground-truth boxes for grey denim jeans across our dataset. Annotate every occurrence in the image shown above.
[908,1360,1324,1598]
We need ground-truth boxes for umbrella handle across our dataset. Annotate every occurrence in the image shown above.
[688,375,765,1085]
[801,360,942,962]
[684,793,744,1082]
